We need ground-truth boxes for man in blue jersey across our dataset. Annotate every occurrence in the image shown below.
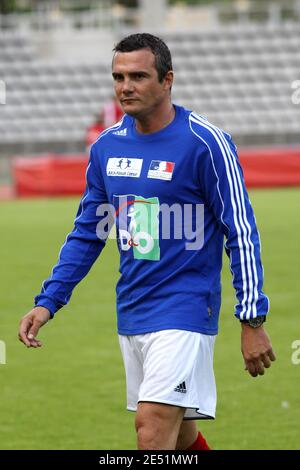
[18,33,276,450]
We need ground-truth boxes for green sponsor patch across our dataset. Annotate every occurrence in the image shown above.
[128,196,160,261]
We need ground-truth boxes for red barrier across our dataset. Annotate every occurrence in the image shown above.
[239,148,300,188]
[13,154,88,197]
[12,148,300,197]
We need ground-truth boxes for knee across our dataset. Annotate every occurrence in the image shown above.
[135,413,161,450]
[135,402,184,450]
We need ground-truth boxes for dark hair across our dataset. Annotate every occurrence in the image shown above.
[113,33,173,82]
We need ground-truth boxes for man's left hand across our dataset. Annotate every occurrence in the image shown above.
[241,324,276,377]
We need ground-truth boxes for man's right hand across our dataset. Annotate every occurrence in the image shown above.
[18,306,51,348]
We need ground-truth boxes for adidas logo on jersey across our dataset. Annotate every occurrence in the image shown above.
[174,381,187,394]
[113,128,127,136]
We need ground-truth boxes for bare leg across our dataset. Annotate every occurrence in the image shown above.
[176,420,198,450]
[135,401,185,450]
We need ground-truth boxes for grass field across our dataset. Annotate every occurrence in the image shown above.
[0,188,299,450]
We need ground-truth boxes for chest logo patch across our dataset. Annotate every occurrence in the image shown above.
[106,157,143,177]
[147,160,175,181]
[114,194,160,261]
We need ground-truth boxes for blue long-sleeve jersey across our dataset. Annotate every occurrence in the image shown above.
[35,105,269,335]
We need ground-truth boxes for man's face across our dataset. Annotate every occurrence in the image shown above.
[112,48,172,118]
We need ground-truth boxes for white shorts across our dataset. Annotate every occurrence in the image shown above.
[118,329,217,420]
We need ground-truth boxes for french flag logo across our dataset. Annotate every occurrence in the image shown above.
[148,160,175,181]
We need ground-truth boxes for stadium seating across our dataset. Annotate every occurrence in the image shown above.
[1,21,300,151]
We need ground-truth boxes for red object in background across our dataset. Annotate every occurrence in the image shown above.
[11,148,300,198]
[239,148,300,188]
[102,99,123,128]
[85,98,123,148]
[86,122,105,148]
[13,154,88,197]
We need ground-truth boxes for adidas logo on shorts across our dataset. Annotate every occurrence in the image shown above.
[174,381,187,394]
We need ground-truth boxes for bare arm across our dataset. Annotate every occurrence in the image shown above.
[241,323,276,377]
[18,306,50,348]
